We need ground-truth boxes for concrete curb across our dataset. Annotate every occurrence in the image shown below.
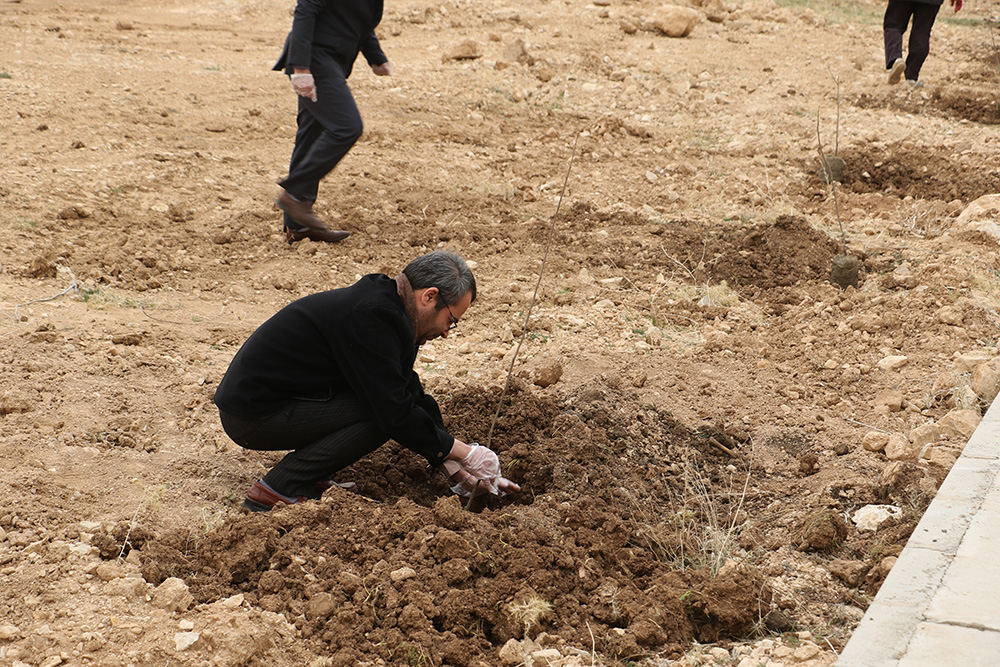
[837,399,1000,666]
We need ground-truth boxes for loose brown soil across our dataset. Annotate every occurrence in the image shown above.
[3,0,1000,665]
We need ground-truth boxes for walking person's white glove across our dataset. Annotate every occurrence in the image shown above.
[290,73,317,102]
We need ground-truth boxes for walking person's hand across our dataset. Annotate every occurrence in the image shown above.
[371,62,392,76]
[290,72,317,102]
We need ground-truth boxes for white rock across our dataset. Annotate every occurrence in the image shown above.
[151,577,193,612]
[174,631,200,651]
[852,505,901,531]
[935,306,964,326]
[220,593,245,609]
[953,351,992,374]
[390,566,416,582]
[96,561,126,582]
[937,408,980,439]
[971,358,1000,403]
[530,648,563,666]
[498,638,526,667]
[877,355,908,371]
[885,432,916,460]
[651,6,700,37]
[0,625,20,640]
[908,423,941,449]
[861,431,889,452]
[953,194,1000,243]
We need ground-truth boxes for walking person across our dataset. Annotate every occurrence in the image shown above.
[884,0,963,86]
[213,250,520,511]
[273,0,393,244]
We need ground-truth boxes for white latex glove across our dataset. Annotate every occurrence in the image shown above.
[461,444,500,494]
[442,443,506,497]
[290,73,317,102]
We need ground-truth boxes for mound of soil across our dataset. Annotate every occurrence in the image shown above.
[138,383,770,665]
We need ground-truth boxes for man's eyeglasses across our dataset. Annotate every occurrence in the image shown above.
[444,302,459,330]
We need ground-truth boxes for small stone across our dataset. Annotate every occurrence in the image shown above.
[953,351,992,374]
[828,559,870,586]
[445,40,483,61]
[650,6,700,37]
[529,649,563,666]
[861,431,889,452]
[877,355,908,371]
[793,643,820,661]
[885,432,916,460]
[970,358,1000,403]
[935,306,964,326]
[937,408,980,439]
[499,639,527,667]
[174,631,200,651]
[390,566,417,582]
[151,577,193,612]
[96,562,126,581]
[875,388,904,412]
[852,504,901,531]
[908,423,941,449]
[533,362,563,388]
[0,625,20,640]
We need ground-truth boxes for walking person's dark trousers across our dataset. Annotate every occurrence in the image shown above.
[883,0,941,81]
[278,52,364,230]
[219,394,387,498]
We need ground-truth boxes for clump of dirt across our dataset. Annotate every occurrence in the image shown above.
[852,87,1000,125]
[139,382,772,665]
[820,142,1000,201]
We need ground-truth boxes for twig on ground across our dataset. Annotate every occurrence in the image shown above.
[843,417,890,434]
[13,266,79,321]
[707,436,738,457]
[486,134,579,449]
[141,304,227,325]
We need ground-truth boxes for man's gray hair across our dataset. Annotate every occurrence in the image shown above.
[403,250,477,307]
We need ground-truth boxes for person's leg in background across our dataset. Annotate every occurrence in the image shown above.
[278,56,363,233]
[904,2,941,82]
[883,0,914,83]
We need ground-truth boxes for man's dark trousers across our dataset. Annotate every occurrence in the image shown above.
[278,52,363,230]
[219,394,387,498]
[884,0,942,81]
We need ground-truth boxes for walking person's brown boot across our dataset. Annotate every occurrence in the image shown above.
[285,228,351,244]
[276,190,329,231]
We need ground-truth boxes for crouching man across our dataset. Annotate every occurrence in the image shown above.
[214,250,519,511]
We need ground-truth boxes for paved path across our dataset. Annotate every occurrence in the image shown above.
[837,398,1000,666]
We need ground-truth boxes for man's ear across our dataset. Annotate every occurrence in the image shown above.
[421,286,440,305]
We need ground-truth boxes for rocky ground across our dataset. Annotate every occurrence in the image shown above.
[2,0,1000,665]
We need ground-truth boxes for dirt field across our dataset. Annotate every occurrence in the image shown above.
[3,0,1000,665]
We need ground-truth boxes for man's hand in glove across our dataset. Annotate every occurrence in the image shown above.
[290,71,317,102]
[442,441,521,497]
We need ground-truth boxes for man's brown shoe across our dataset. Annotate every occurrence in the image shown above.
[275,191,329,231]
[243,479,307,512]
[285,228,351,244]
